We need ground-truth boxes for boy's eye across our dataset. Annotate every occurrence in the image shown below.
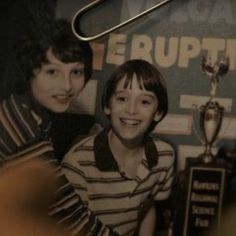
[46,69,58,76]
[71,69,84,77]
[116,96,127,102]
[141,99,151,105]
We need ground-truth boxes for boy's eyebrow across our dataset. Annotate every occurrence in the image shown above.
[43,62,85,67]
[114,90,156,98]
[73,62,85,67]
[113,90,127,94]
[71,64,85,69]
[113,90,126,95]
[42,63,59,67]
[140,94,157,100]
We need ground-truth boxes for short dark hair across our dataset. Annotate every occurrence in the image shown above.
[15,19,93,93]
[102,59,168,132]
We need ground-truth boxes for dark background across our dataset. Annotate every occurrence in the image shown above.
[0,0,57,100]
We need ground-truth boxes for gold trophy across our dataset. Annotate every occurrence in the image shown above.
[199,55,229,163]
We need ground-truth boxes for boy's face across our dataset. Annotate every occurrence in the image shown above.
[31,49,85,113]
[104,74,159,144]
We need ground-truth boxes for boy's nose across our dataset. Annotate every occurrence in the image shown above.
[126,100,137,114]
[61,76,72,92]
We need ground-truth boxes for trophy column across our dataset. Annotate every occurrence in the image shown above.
[199,55,229,163]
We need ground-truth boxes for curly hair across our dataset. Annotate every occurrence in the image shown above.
[15,19,93,94]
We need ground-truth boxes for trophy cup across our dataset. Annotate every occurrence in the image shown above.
[198,55,229,163]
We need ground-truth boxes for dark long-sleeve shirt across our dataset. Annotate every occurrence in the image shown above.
[0,94,118,236]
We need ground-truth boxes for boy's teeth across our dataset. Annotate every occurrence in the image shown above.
[56,95,69,99]
[121,119,140,125]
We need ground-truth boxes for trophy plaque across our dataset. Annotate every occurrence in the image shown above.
[182,162,226,236]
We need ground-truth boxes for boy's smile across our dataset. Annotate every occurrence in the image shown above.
[105,74,159,146]
[120,117,141,125]
[31,49,85,113]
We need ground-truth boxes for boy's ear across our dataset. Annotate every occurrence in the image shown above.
[104,107,111,115]
[153,112,161,122]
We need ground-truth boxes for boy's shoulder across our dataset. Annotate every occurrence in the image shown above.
[150,136,175,165]
[1,94,41,133]
[67,134,97,154]
[2,94,31,114]
[63,134,97,164]
[151,136,174,152]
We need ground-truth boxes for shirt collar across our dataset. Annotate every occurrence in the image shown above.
[94,126,159,171]
[17,92,54,132]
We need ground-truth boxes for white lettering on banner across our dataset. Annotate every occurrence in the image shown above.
[155,37,178,68]
[126,0,235,24]
[106,34,236,70]
[202,39,226,62]
[178,37,201,68]
[208,0,234,24]
[130,35,153,62]
[167,0,233,24]
[226,40,236,71]
[186,0,210,22]
[106,33,126,65]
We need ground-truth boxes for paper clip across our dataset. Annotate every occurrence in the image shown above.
[72,0,174,41]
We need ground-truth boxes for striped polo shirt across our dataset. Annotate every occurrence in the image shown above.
[0,94,119,236]
[62,127,175,235]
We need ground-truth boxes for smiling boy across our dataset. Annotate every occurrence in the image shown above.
[62,59,175,236]
[0,19,119,236]
[31,48,86,113]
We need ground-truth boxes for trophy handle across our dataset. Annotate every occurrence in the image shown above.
[192,105,205,145]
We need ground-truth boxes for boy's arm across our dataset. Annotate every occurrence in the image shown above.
[1,152,118,236]
[151,141,175,202]
[60,145,97,233]
[0,159,69,236]
[138,204,156,236]
[140,141,175,236]
[3,146,118,236]
[0,98,119,236]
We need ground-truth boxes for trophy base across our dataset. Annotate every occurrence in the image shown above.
[178,157,226,236]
